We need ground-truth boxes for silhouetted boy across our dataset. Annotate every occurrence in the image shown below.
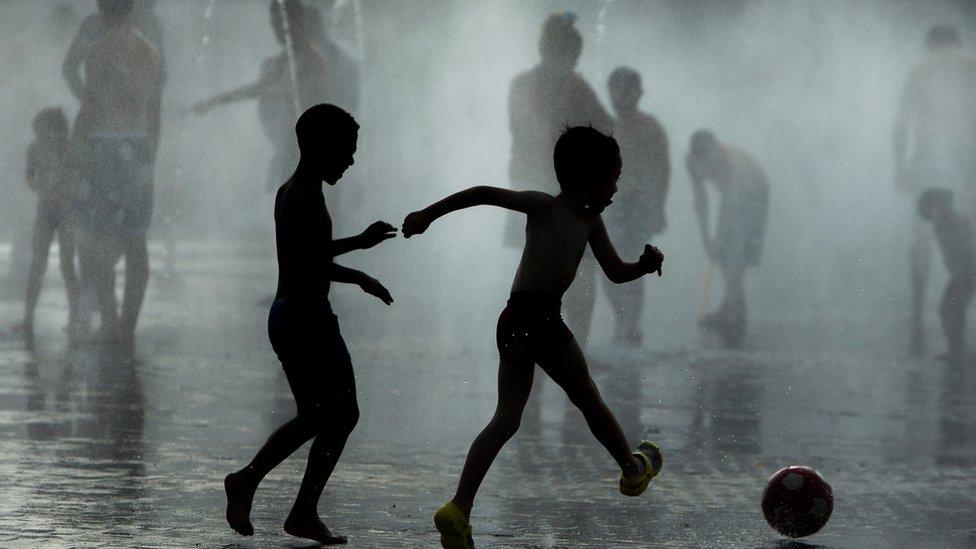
[603,66,670,346]
[223,104,396,545]
[403,126,664,549]
[687,129,769,348]
[918,188,976,365]
[507,12,613,347]
[20,107,79,350]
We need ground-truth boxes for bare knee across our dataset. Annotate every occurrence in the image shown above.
[487,412,521,440]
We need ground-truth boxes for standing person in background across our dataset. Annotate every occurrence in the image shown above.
[18,108,79,351]
[687,130,768,349]
[192,0,330,194]
[507,12,613,346]
[63,0,165,102]
[71,0,164,350]
[894,24,976,355]
[603,66,669,346]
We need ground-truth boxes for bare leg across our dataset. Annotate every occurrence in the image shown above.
[22,217,56,349]
[939,276,974,365]
[283,406,358,545]
[82,233,119,338]
[451,357,535,519]
[119,235,150,347]
[537,338,642,478]
[606,276,644,345]
[225,416,318,536]
[910,218,934,355]
[57,224,79,336]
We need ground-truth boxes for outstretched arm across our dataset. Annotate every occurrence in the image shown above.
[402,186,550,237]
[332,221,397,256]
[893,71,919,192]
[588,215,663,283]
[330,263,393,305]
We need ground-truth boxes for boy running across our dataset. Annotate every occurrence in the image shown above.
[403,126,664,549]
[223,104,396,545]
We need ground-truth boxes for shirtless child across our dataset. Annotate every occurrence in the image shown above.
[20,107,79,350]
[223,104,396,545]
[403,126,664,549]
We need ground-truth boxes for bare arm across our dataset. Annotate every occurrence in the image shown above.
[147,56,165,164]
[192,58,278,115]
[330,263,393,305]
[332,221,397,256]
[402,186,550,237]
[588,215,662,283]
[62,22,94,101]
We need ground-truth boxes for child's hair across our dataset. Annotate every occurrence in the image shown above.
[608,66,642,92]
[539,12,582,62]
[553,126,620,190]
[927,24,960,50]
[295,103,359,153]
[689,129,718,160]
[96,0,134,19]
[32,107,69,138]
[918,187,954,220]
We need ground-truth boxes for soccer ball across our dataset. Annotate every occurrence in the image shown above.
[761,465,833,538]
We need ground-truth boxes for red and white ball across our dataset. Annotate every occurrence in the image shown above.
[761,465,833,538]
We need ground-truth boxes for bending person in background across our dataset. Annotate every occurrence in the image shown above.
[894,24,976,355]
[603,66,669,346]
[192,0,329,193]
[507,12,613,346]
[917,188,976,366]
[687,129,768,349]
[223,104,396,545]
[71,0,164,350]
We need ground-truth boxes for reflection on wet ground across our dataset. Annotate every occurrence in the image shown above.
[0,245,974,548]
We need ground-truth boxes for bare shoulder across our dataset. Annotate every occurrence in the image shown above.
[517,190,555,213]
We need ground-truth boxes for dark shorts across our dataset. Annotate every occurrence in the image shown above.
[79,133,154,240]
[496,291,574,363]
[268,299,356,416]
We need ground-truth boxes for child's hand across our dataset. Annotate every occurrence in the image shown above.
[639,244,664,277]
[402,209,433,238]
[359,221,397,249]
[359,276,394,305]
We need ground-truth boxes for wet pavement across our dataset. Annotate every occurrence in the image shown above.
[1,242,975,548]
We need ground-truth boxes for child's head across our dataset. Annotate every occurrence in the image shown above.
[918,187,954,221]
[295,103,359,185]
[553,126,621,212]
[688,129,724,178]
[927,24,960,51]
[539,12,582,72]
[608,66,642,115]
[96,0,134,26]
[32,107,69,143]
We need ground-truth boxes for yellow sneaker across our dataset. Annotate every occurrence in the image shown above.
[434,501,474,549]
[619,440,663,496]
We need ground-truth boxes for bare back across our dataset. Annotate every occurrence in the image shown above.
[74,24,162,140]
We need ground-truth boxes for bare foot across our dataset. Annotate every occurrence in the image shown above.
[283,513,347,545]
[224,471,256,536]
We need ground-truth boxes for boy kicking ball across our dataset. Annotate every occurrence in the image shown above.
[403,126,664,549]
